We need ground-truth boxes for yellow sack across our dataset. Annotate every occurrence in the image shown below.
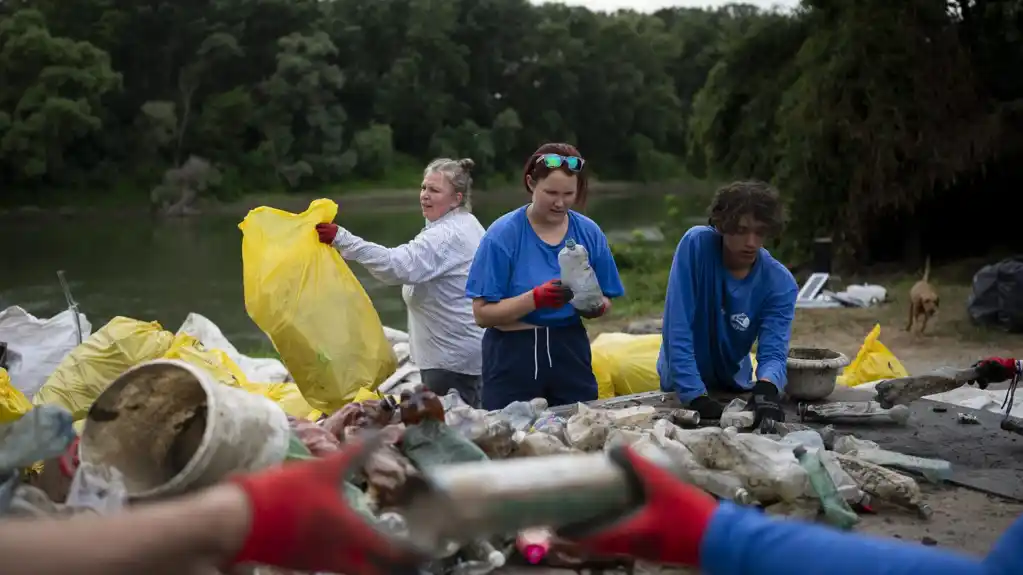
[164,334,320,420]
[163,333,248,388]
[0,368,32,424]
[591,333,662,396]
[34,317,174,420]
[240,381,318,420]
[837,324,909,387]
[239,199,397,413]
[590,347,616,399]
[353,387,383,403]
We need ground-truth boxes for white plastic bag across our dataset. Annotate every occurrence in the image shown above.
[176,312,289,383]
[0,306,92,398]
[66,462,128,515]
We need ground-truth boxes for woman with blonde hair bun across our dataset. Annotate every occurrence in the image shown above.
[316,157,486,406]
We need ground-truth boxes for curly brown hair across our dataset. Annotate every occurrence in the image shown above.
[707,180,785,236]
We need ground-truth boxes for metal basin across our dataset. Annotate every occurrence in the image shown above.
[785,347,850,401]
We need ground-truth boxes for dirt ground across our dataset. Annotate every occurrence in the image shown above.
[572,268,1023,569]
[787,281,1023,560]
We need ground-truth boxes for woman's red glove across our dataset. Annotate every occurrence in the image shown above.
[230,436,426,574]
[533,279,574,309]
[315,222,339,244]
[558,445,718,566]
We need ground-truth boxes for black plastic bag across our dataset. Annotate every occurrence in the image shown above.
[967,256,1023,332]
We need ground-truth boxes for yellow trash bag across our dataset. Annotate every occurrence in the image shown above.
[591,333,662,396]
[163,333,249,387]
[239,199,397,413]
[33,317,175,420]
[0,368,32,424]
[164,334,320,420]
[590,347,616,399]
[837,324,909,387]
[239,381,319,420]
[353,387,383,403]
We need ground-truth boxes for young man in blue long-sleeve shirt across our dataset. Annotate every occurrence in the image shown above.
[657,180,798,423]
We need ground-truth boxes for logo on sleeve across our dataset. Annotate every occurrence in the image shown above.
[730,312,750,332]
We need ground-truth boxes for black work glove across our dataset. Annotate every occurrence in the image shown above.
[688,395,724,420]
[968,357,1020,390]
[746,380,784,431]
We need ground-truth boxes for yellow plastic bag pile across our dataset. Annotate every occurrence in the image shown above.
[0,367,32,424]
[32,317,320,422]
[239,199,396,413]
[33,317,175,420]
[166,333,320,420]
[837,324,909,387]
[590,333,662,397]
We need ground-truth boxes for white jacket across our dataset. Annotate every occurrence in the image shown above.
[332,209,485,375]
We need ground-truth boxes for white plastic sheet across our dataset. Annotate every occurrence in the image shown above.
[0,306,91,398]
[175,312,290,383]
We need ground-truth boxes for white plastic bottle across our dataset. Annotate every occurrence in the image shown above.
[557,239,603,310]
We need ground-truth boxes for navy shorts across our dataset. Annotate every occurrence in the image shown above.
[481,323,598,410]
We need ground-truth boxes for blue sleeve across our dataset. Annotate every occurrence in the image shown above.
[589,228,625,299]
[702,503,1023,575]
[660,234,705,403]
[465,232,511,302]
[754,274,797,390]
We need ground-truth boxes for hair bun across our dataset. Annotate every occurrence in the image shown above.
[457,158,475,172]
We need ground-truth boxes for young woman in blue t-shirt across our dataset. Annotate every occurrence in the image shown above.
[465,142,625,410]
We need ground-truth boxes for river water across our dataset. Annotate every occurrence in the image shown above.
[2,186,690,352]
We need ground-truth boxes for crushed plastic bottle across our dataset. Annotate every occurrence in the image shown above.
[495,400,543,432]
[835,452,932,518]
[532,411,568,441]
[834,437,951,483]
[558,239,604,310]
[720,398,754,429]
[793,446,859,529]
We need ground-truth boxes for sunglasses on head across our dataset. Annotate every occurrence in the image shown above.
[535,153,585,172]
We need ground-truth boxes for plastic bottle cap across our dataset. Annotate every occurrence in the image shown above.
[487,551,506,567]
[523,544,547,564]
[565,238,576,248]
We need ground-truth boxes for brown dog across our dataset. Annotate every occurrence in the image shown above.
[906,256,939,334]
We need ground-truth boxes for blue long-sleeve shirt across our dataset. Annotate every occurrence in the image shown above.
[702,502,1023,574]
[657,226,798,403]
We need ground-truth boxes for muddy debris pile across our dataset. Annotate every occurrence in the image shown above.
[1,379,953,575]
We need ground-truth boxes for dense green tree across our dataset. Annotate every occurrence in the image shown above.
[0,0,1021,262]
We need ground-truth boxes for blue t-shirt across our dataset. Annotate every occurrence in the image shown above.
[657,225,798,403]
[466,205,625,327]
[702,502,1023,575]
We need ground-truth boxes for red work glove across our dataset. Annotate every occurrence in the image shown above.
[558,445,718,566]
[533,279,574,309]
[970,357,1021,389]
[578,301,607,319]
[315,222,339,244]
[58,436,81,478]
[230,436,426,574]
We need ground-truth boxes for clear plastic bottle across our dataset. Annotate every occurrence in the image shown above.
[558,239,603,310]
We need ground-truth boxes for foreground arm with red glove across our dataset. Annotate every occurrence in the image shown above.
[563,446,1023,575]
[969,357,1022,389]
[3,437,425,575]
